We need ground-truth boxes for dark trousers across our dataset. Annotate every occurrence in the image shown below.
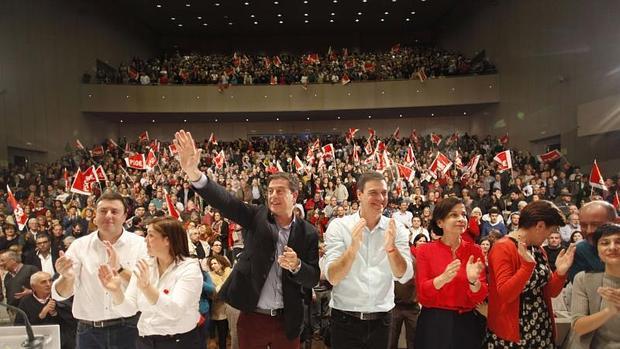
[136,326,201,349]
[330,309,392,349]
[388,303,420,349]
[76,321,138,349]
[211,319,229,349]
[237,311,300,349]
[414,307,484,349]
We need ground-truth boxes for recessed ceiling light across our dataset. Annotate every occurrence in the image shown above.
[120,120,123,123]
[303,0,308,3]
[362,0,367,2]
[244,1,249,4]
[406,18,410,21]
[337,116,341,120]
[152,120,155,123]
[330,19,334,22]
[156,4,162,8]
[197,16,202,19]
[214,2,220,6]
[279,20,283,23]
[304,13,308,16]
[186,3,191,7]
[380,18,385,22]
[411,11,416,14]
[245,118,249,121]
[276,118,280,121]
[177,23,183,27]
[274,1,279,4]
[357,11,362,15]
[304,19,309,23]
[277,13,282,17]
[331,12,335,15]
[250,14,255,17]
[203,23,208,26]
[333,0,338,3]
[306,117,310,120]
[228,22,233,25]
[431,113,435,116]
[368,115,372,119]
[184,119,187,122]
[355,18,359,22]
[384,11,389,15]
[170,17,176,20]
[254,21,258,24]
[463,112,467,115]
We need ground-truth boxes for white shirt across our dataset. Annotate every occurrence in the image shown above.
[52,230,148,321]
[409,227,430,243]
[38,252,54,276]
[324,213,413,313]
[114,257,202,336]
[392,210,413,228]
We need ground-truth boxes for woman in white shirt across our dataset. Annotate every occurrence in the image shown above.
[98,217,203,349]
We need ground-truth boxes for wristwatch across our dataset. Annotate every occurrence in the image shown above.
[116,265,125,274]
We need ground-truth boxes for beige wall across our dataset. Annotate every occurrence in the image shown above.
[440,0,620,173]
[0,0,155,166]
[81,75,499,113]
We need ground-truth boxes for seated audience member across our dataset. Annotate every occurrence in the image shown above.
[543,230,564,272]
[570,230,584,244]
[409,216,430,243]
[22,233,59,277]
[0,223,20,251]
[480,207,507,238]
[569,224,620,348]
[1,250,39,307]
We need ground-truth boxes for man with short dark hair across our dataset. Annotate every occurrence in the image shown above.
[543,231,564,271]
[175,130,319,349]
[23,233,59,277]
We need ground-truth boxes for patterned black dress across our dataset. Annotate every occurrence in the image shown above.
[486,241,554,349]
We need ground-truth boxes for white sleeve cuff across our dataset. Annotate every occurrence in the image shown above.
[192,174,208,189]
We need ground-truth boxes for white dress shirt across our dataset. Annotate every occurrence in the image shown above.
[114,257,202,336]
[52,230,148,321]
[392,210,413,228]
[324,213,413,313]
[38,252,54,276]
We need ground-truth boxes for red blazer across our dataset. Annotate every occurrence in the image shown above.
[487,237,566,343]
[416,239,487,311]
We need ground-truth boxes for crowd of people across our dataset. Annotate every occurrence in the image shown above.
[92,45,496,86]
[0,126,619,349]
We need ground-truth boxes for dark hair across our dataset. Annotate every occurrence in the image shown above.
[357,172,386,192]
[97,190,128,215]
[35,233,50,242]
[413,234,428,244]
[268,172,299,193]
[593,224,620,256]
[519,200,566,229]
[208,254,231,271]
[429,197,463,236]
[488,207,500,215]
[149,217,190,262]
[570,230,583,242]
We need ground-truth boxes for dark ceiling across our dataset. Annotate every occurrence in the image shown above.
[124,0,459,38]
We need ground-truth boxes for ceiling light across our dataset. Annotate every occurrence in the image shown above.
[170,17,176,20]
[368,115,372,119]
[214,2,220,6]
[333,0,338,3]
[203,23,208,26]
[331,12,335,15]
[184,119,187,122]
[330,19,334,22]
[411,11,416,14]
[277,13,282,17]
[384,11,389,14]
[120,120,123,123]
[406,18,410,21]
[337,116,341,120]
[250,14,255,17]
[177,23,183,27]
[244,1,249,4]
[156,4,162,8]
[254,21,258,24]
[276,118,280,121]
[304,20,309,23]
[306,117,310,120]
[279,20,283,23]
[228,22,233,25]
[431,113,434,116]
[357,11,362,15]
[215,119,218,122]
[380,18,385,22]
[363,0,367,2]
[304,13,308,16]
[245,118,249,121]
[304,0,308,3]
[399,114,403,117]
[152,120,155,123]
[197,16,202,19]
[185,3,191,7]
[355,18,359,22]
[274,1,279,4]
[463,112,467,115]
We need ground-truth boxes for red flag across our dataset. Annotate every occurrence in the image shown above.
[124,142,131,154]
[589,160,607,191]
[306,54,320,65]
[613,192,620,210]
[391,43,401,54]
[431,133,442,146]
[310,139,321,151]
[145,149,158,170]
[447,133,459,146]
[352,145,360,163]
[266,164,279,174]
[148,139,160,153]
[270,75,278,85]
[392,127,400,141]
[462,154,481,176]
[405,144,416,166]
[345,128,359,143]
[70,169,92,196]
[82,166,99,185]
[168,144,178,155]
[6,185,28,230]
[397,164,415,183]
[368,128,376,141]
[321,143,335,159]
[276,161,284,173]
[344,59,355,69]
[90,145,105,157]
[232,52,241,67]
[429,152,453,178]
[213,150,226,169]
[537,149,562,163]
[499,134,509,146]
[364,139,374,155]
[305,147,315,164]
[293,155,305,173]
[410,129,419,144]
[208,133,218,145]
[375,140,386,154]
[108,139,119,150]
[454,150,463,169]
[362,62,375,72]
[493,150,513,173]
[75,139,85,150]
[138,131,149,142]
[341,73,351,85]
[164,189,181,221]
[125,153,147,170]
[95,165,108,182]
[273,56,282,68]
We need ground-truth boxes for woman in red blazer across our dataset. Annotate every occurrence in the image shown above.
[415,197,487,349]
[486,200,576,347]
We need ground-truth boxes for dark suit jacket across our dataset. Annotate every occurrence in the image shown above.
[22,248,59,276]
[4,264,40,306]
[194,177,319,339]
[176,188,196,206]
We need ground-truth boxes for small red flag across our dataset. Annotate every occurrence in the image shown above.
[589,160,607,191]
[493,150,513,173]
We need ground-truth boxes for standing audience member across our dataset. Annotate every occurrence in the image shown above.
[569,224,620,348]
[207,255,232,349]
[485,200,575,347]
[22,233,58,277]
[414,197,487,349]
[543,231,564,271]
[98,217,203,349]
[324,172,413,349]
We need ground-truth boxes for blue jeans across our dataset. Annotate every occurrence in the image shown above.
[76,321,138,349]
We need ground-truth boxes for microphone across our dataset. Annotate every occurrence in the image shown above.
[0,301,46,348]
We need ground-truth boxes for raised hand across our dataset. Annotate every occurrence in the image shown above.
[174,130,203,181]
[598,287,620,314]
[517,242,535,263]
[277,246,300,272]
[439,259,461,285]
[350,218,367,251]
[384,218,396,252]
[466,255,485,283]
[555,244,576,276]
[102,241,120,272]
[98,264,122,293]
[134,259,152,290]
[55,251,75,279]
